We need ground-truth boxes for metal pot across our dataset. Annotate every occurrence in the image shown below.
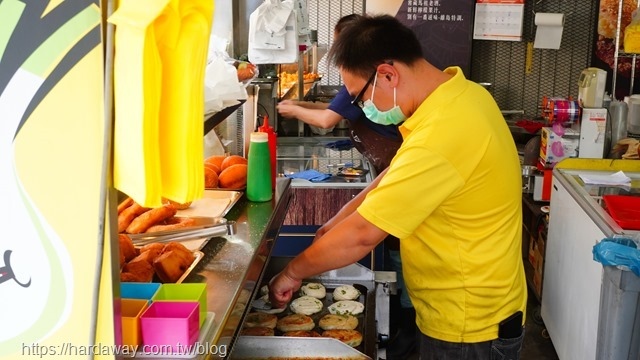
[521,165,539,177]
[521,165,540,194]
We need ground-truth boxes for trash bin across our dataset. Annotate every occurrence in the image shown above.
[596,263,640,359]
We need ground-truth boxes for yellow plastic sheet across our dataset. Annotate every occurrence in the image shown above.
[158,0,213,202]
[109,0,213,207]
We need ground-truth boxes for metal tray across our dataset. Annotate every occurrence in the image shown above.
[235,259,377,359]
[231,337,370,360]
[177,189,242,218]
[248,282,368,338]
[128,217,227,243]
[174,250,205,283]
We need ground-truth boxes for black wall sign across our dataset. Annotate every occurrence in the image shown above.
[395,0,475,76]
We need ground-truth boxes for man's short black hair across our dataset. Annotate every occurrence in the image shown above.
[329,15,423,80]
[334,14,362,34]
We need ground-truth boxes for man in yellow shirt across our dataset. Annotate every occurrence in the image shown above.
[269,14,527,359]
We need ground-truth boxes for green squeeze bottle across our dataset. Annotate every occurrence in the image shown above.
[246,132,273,202]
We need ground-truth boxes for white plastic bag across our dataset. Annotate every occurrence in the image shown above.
[203,56,246,115]
[248,0,298,64]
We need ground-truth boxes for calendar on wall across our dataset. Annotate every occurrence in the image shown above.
[473,0,525,41]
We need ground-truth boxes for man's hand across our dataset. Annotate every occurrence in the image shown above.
[276,101,300,118]
[268,269,302,309]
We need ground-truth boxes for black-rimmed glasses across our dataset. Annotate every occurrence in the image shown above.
[351,70,377,108]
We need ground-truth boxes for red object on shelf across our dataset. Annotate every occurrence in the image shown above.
[602,195,640,230]
[515,120,545,134]
[258,115,277,189]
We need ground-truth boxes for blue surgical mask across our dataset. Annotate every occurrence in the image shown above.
[361,73,407,125]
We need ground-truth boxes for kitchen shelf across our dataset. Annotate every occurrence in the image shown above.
[612,0,640,97]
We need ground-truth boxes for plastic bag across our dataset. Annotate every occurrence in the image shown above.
[248,0,298,64]
[203,56,246,115]
[593,236,640,276]
[203,35,258,115]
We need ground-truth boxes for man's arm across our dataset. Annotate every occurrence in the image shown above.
[277,100,343,129]
[269,211,388,308]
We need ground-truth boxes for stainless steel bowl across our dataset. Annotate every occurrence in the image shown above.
[521,165,539,177]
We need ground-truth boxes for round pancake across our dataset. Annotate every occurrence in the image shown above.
[332,284,360,301]
[252,294,286,314]
[321,329,363,347]
[240,326,274,336]
[318,314,358,330]
[290,295,324,315]
[300,282,326,299]
[328,300,364,316]
[244,312,277,329]
[282,330,322,337]
[276,313,315,332]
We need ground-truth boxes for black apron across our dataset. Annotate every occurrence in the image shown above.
[348,120,402,250]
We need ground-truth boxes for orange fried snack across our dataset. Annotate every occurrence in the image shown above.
[118,203,150,233]
[117,197,134,214]
[153,250,192,283]
[126,204,177,234]
[146,217,196,233]
[135,245,163,264]
[139,242,164,255]
[204,166,219,188]
[162,242,195,263]
[119,234,138,262]
[121,257,154,282]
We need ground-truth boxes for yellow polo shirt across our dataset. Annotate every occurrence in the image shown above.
[358,67,527,343]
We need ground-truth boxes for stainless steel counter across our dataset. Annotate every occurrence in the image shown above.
[181,178,292,358]
[277,136,376,189]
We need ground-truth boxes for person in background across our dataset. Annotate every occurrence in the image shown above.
[277,14,416,358]
[276,14,400,175]
[269,14,527,360]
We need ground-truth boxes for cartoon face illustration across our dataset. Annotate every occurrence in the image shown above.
[0,250,31,287]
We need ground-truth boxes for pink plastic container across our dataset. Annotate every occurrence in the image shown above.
[140,301,199,353]
[152,283,207,328]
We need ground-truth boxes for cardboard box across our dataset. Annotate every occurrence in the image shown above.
[533,267,543,296]
[532,231,546,296]
[539,127,580,168]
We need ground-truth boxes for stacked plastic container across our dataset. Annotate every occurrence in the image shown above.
[119,282,208,354]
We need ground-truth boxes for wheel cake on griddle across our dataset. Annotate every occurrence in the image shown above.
[332,284,360,301]
[321,329,363,347]
[240,326,275,336]
[290,295,324,315]
[300,282,326,299]
[244,312,277,329]
[282,330,322,337]
[318,314,359,330]
[276,313,315,332]
[328,300,364,316]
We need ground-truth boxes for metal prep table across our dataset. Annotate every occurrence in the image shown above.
[174,178,292,359]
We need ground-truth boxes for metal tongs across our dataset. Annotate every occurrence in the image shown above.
[129,218,237,246]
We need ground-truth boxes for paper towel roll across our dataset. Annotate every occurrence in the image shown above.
[534,13,565,50]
